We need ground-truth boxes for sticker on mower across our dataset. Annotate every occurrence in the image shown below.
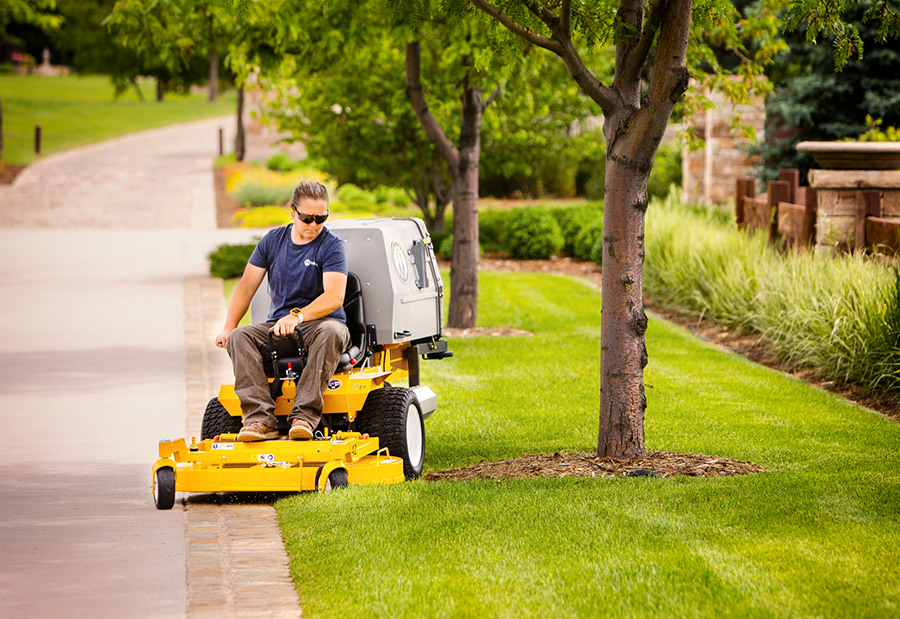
[258,454,275,462]
[392,242,409,282]
[211,443,235,450]
[328,379,342,390]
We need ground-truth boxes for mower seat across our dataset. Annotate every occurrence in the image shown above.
[335,272,368,372]
[267,271,368,385]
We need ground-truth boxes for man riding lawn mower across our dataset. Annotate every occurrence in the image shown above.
[152,186,451,509]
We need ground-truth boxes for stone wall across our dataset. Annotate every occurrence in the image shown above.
[682,87,766,204]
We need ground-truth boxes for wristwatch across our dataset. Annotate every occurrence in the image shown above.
[290,308,304,324]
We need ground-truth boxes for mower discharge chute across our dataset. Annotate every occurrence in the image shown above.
[153,218,452,509]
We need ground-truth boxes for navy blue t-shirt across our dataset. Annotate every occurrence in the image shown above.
[249,225,347,323]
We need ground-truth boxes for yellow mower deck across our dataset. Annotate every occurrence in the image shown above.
[153,431,405,500]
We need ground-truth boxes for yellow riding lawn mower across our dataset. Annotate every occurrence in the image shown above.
[153,218,452,509]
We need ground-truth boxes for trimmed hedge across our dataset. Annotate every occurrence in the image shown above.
[501,207,563,259]
[209,242,256,279]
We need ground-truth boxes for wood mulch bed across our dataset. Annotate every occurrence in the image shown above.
[425,451,766,482]
[0,164,26,185]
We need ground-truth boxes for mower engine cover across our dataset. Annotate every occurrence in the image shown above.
[251,217,444,345]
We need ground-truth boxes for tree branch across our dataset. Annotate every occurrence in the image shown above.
[468,0,619,114]
[560,0,572,37]
[405,41,460,170]
[633,0,692,149]
[523,0,561,28]
[467,0,564,54]
[626,0,667,80]
[482,83,502,110]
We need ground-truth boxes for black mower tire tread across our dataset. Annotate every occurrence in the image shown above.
[155,467,176,510]
[328,468,349,490]
[201,397,242,440]
[357,387,424,479]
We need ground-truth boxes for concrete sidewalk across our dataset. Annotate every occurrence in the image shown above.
[0,117,300,617]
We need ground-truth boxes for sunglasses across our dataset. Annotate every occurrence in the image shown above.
[294,210,329,225]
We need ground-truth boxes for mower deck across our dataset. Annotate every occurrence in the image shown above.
[153,431,405,504]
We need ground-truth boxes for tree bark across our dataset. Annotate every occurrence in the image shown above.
[467,0,692,457]
[405,40,481,328]
[598,151,649,458]
[448,81,483,328]
[208,51,219,102]
[235,85,245,161]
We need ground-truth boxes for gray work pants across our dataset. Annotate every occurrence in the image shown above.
[225,319,351,430]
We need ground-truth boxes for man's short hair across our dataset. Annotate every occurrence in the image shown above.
[291,181,329,210]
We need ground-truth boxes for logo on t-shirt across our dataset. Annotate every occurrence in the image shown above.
[304,259,318,267]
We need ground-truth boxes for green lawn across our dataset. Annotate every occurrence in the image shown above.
[276,270,900,618]
[1,74,235,165]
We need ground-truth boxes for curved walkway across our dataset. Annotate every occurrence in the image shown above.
[0,117,300,617]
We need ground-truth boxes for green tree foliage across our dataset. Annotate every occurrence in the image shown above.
[104,0,234,100]
[757,5,900,181]
[0,0,62,161]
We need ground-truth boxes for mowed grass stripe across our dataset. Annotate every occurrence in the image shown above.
[276,269,900,618]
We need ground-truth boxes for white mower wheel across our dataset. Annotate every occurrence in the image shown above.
[357,387,425,479]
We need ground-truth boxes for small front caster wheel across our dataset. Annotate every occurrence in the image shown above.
[316,466,349,492]
[154,467,176,510]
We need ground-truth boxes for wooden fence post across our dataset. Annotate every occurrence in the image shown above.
[855,190,882,252]
[735,177,755,228]
[778,168,800,204]
[34,124,42,154]
[218,127,224,156]
[767,180,791,244]
[804,187,818,248]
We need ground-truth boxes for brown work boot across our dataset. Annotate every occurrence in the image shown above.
[237,422,279,442]
[288,419,313,440]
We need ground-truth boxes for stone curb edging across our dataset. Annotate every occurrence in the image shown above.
[182,276,302,618]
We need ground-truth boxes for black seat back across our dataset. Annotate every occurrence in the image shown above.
[335,272,367,371]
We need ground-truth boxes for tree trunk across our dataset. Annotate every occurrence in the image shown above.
[405,40,481,327]
[235,85,245,161]
[156,78,165,102]
[448,84,482,328]
[208,51,219,102]
[598,152,649,457]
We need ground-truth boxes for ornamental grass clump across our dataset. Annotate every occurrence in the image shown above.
[227,165,331,207]
[644,193,900,400]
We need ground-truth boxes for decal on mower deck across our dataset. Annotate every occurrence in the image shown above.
[328,379,342,390]
[211,443,235,450]
[258,454,275,462]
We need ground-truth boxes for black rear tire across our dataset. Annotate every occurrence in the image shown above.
[357,387,425,479]
[154,467,176,510]
[201,397,242,440]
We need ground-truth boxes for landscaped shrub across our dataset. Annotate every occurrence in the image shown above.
[647,141,682,201]
[572,218,604,261]
[266,153,302,172]
[209,242,256,279]
[644,192,900,400]
[436,234,483,261]
[438,235,454,260]
[373,185,412,207]
[552,205,603,255]
[501,207,563,260]
[478,209,511,253]
[590,235,604,266]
